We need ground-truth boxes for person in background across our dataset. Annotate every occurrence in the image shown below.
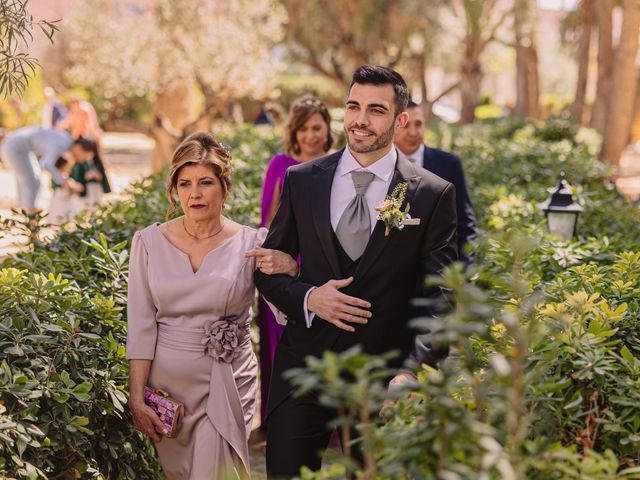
[56,96,103,141]
[0,127,78,213]
[41,87,68,129]
[256,94,333,432]
[48,156,83,224]
[68,137,111,207]
[394,100,477,266]
[254,105,274,125]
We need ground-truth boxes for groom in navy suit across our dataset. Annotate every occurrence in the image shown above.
[394,101,477,266]
[256,66,457,477]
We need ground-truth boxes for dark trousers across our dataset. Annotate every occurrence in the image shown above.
[266,394,337,478]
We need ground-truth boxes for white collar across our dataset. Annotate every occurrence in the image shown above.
[398,143,424,164]
[338,146,397,182]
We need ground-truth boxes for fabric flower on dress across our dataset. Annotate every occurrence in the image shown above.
[202,317,247,362]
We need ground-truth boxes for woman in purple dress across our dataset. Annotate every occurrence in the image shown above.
[257,95,333,429]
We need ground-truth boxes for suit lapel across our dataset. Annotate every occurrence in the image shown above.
[309,150,343,278]
[354,154,421,281]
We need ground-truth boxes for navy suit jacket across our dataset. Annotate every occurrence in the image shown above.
[422,145,477,266]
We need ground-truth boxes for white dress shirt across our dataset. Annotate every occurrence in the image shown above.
[330,147,397,232]
[303,146,398,327]
[399,143,424,165]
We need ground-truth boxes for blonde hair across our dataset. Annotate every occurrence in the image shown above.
[166,132,233,220]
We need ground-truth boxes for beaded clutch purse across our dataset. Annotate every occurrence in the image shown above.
[143,387,184,438]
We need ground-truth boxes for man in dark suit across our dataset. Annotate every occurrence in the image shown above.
[394,101,477,266]
[255,65,457,478]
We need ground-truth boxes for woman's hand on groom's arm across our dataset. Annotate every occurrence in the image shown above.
[245,247,299,278]
[307,277,371,332]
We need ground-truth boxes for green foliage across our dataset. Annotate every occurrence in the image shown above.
[217,123,282,227]
[287,118,640,479]
[0,124,278,476]
[275,74,345,110]
[0,174,169,478]
[452,117,638,250]
[0,267,159,479]
[3,119,640,478]
[0,68,48,129]
[0,0,59,98]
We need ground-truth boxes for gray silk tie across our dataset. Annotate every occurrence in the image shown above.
[335,171,376,261]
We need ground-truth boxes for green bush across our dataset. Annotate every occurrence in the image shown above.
[0,176,168,478]
[0,125,279,478]
[3,119,640,478]
[274,74,345,110]
[286,119,640,479]
[217,123,282,227]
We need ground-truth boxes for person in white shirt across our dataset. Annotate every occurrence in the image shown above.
[394,101,477,265]
[0,127,79,213]
[255,64,458,477]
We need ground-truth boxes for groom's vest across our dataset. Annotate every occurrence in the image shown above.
[331,229,360,277]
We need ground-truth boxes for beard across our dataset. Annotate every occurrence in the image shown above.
[345,121,396,154]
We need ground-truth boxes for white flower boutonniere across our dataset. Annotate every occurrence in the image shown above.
[375,182,419,236]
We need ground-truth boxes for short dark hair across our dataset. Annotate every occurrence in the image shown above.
[73,136,99,156]
[55,156,68,170]
[407,100,420,109]
[349,64,410,116]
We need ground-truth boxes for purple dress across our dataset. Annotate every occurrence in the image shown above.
[258,153,300,427]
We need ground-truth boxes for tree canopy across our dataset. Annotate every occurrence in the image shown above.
[0,0,58,97]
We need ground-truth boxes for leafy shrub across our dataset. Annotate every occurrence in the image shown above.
[0,175,168,478]
[0,265,159,479]
[217,123,281,227]
[533,115,579,143]
[0,126,277,478]
[3,119,640,478]
[287,118,640,479]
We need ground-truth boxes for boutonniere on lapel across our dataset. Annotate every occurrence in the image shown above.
[375,182,420,236]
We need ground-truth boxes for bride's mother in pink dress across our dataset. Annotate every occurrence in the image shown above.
[127,132,298,479]
[257,95,333,430]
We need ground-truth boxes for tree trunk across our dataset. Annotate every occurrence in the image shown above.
[514,0,541,119]
[414,52,436,122]
[599,0,640,165]
[459,45,482,124]
[590,0,614,133]
[631,68,640,142]
[151,83,194,172]
[527,46,540,119]
[459,63,481,123]
[571,0,593,124]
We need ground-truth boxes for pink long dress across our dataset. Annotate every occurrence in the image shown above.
[127,223,266,479]
[257,153,301,427]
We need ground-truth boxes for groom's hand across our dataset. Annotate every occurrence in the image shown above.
[308,277,371,332]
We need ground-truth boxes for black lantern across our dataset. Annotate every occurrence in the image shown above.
[538,173,583,241]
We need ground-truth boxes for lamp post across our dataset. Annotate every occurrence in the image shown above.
[538,173,583,241]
